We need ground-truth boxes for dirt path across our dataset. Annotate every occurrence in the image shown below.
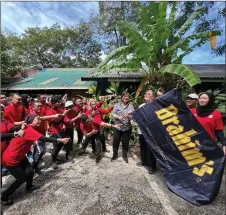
[2,143,225,215]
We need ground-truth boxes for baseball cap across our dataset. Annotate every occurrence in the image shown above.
[65,101,74,108]
[186,93,199,99]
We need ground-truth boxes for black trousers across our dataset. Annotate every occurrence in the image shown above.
[99,127,107,151]
[2,157,34,198]
[51,133,71,162]
[65,128,74,150]
[139,134,156,169]
[76,126,83,145]
[112,129,131,157]
[81,133,101,157]
[33,140,46,169]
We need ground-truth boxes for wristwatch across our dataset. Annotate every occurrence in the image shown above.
[14,131,19,137]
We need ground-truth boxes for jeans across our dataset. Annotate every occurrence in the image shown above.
[33,140,46,169]
[139,134,156,169]
[112,128,131,157]
[51,133,71,162]
[2,157,34,198]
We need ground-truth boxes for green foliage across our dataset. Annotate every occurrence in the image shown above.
[1,34,26,83]
[2,23,101,70]
[106,82,120,95]
[98,2,220,98]
[93,1,141,53]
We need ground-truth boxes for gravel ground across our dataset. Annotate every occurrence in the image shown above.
[1,138,225,215]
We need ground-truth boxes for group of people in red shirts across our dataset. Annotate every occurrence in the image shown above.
[0,93,119,206]
[1,89,226,207]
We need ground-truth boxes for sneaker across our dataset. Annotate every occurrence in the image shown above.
[52,162,58,170]
[111,155,118,162]
[1,196,14,206]
[148,168,156,174]
[26,185,40,192]
[77,150,85,156]
[136,161,144,167]
[96,156,101,163]
[123,156,128,163]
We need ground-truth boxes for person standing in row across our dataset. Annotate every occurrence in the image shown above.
[191,93,226,155]
[4,93,24,126]
[137,90,157,174]
[73,97,84,146]
[111,92,135,163]
[185,93,199,109]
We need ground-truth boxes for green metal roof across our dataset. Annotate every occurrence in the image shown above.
[2,68,96,90]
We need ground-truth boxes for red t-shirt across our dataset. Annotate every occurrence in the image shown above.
[1,120,14,154]
[73,106,83,125]
[41,103,49,116]
[79,115,102,134]
[46,108,64,134]
[4,104,24,123]
[64,109,76,128]
[191,108,224,140]
[2,125,42,166]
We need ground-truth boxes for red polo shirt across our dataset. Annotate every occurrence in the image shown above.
[2,125,42,166]
[80,115,102,134]
[40,103,49,116]
[191,108,224,140]
[1,120,14,154]
[46,108,64,134]
[73,106,83,126]
[30,110,46,135]
[65,109,76,128]
[4,103,24,123]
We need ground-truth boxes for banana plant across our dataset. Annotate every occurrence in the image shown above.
[106,81,120,95]
[96,2,221,98]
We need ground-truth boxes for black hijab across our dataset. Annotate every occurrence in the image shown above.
[196,93,215,117]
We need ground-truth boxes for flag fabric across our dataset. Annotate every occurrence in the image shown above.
[132,89,225,205]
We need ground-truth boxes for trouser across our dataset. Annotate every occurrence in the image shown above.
[33,140,46,169]
[2,157,34,198]
[65,128,74,150]
[76,126,83,145]
[81,133,101,157]
[112,129,131,157]
[139,134,156,169]
[51,133,71,163]
[99,127,107,151]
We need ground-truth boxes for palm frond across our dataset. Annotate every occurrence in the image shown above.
[158,64,201,87]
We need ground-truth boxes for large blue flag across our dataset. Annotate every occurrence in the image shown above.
[132,89,225,205]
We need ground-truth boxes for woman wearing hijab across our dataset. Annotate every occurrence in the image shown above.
[191,93,226,155]
[1,114,69,206]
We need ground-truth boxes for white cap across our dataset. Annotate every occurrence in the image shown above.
[187,93,199,99]
[65,101,74,108]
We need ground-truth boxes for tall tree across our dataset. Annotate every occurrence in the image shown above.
[1,34,25,83]
[92,1,141,54]
[5,23,102,69]
[97,2,221,98]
